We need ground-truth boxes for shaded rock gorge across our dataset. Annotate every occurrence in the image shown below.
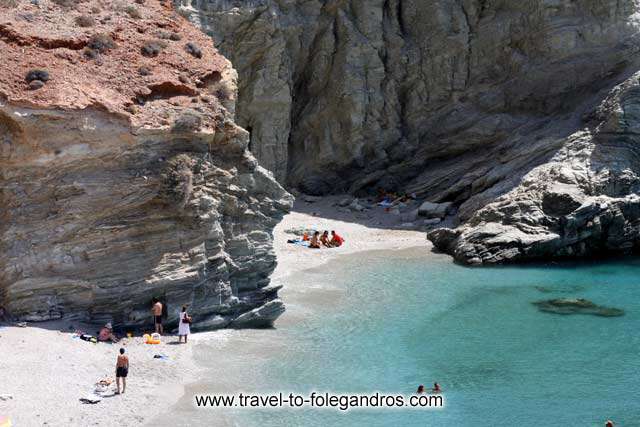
[178,0,640,263]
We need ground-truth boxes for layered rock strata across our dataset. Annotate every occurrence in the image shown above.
[428,72,640,264]
[0,0,292,327]
[179,0,640,198]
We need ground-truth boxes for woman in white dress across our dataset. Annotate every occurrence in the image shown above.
[178,305,191,343]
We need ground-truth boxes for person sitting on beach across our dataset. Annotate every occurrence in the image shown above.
[178,305,191,344]
[330,230,344,247]
[320,231,331,247]
[309,232,321,249]
[416,385,425,394]
[98,323,119,343]
[432,382,441,393]
[115,348,129,395]
[152,298,164,335]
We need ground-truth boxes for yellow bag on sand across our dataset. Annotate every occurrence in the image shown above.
[144,333,161,344]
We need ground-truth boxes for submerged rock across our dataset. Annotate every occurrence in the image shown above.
[532,299,624,317]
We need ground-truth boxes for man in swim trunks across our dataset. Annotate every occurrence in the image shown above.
[115,348,129,395]
[152,298,163,335]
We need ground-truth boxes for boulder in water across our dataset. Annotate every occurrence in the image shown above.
[532,298,624,317]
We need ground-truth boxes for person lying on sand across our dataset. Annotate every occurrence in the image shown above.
[320,231,331,247]
[330,230,344,247]
[309,231,321,249]
[115,348,129,395]
[98,323,119,343]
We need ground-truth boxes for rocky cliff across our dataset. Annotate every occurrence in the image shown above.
[428,72,640,264]
[179,0,639,192]
[179,0,640,263]
[0,0,292,327]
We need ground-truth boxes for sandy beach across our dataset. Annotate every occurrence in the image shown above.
[272,195,429,281]
[0,196,430,427]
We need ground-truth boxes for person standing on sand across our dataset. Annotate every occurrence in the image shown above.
[152,298,163,335]
[115,348,129,395]
[178,305,191,343]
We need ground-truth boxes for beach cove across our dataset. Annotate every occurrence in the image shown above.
[2,198,639,426]
[158,200,640,426]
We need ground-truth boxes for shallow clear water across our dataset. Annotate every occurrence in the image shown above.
[234,251,640,426]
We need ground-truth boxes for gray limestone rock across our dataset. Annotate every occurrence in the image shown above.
[418,201,453,219]
[429,72,640,264]
[0,103,293,328]
[179,0,640,204]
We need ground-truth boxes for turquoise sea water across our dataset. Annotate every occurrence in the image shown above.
[233,251,640,426]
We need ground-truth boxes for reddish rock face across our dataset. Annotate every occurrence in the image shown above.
[0,0,292,328]
[0,0,234,130]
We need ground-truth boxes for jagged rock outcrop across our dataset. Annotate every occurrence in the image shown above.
[178,0,640,263]
[179,0,639,198]
[428,72,640,264]
[0,0,292,327]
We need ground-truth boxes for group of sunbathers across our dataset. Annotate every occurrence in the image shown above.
[308,230,344,249]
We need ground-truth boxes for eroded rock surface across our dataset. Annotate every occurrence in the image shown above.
[0,0,292,327]
[179,0,640,198]
[428,72,640,264]
[179,0,640,263]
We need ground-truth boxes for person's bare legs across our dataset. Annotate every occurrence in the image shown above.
[116,377,121,395]
[185,334,188,343]
[122,377,126,394]
[159,323,163,335]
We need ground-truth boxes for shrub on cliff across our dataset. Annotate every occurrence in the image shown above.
[138,66,152,76]
[75,14,95,27]
[125,6,141,19]
[172,111,202,133]
[52,0,79,8]
[0,0,18,8]
[185,42,202,59]
[141,40,167,57]
[87,33,116,53]
[25,69,50,83]
[162,154,194,207]
[158,31,181,41]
